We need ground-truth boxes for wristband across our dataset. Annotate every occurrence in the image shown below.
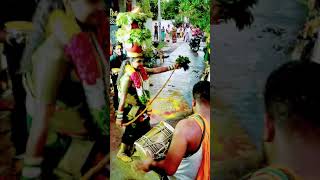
[116,114,123,119]
[116,118,122,121]
[116,110,123,119]
[168,65,175,70]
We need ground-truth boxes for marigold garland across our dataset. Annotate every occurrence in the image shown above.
[125,64,148,88]
[125,64,150,105]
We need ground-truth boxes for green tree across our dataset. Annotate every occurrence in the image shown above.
[213,0,257,30]
[179,0,211,33]
[161,0,180,20]
[137,0,152,17]
[149,0,158,20]
[173,14,184,27]
[148,0,212,33]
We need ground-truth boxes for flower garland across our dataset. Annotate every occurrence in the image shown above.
[64,32,101,85]
[125,64,150,105]
[44,9,108,140]
[125,64,148,88]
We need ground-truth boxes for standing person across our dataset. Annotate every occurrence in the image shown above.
[135,81,210,180]
[171,26,177,43]
[243,61,320,179]
[194,26,201,37]
[184,25,192,42]
[161,26,165,42]
[20,0,109,178]
[181,26,185,39]
[110,43,127,110]
[166,24,171,43]
[177,26,181,39]
[115,45,180,162]
[154,22,159,41]
[0,0,38,158]
[188,25,192,42]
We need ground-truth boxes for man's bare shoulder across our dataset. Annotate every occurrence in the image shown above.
[174,117,201,135]
[175,117,196,128]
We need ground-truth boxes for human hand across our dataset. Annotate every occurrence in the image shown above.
[174,63,181,69]
[116,118,123,128]
[134,156,153,172]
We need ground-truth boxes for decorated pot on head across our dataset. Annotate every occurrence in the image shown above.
[126,43,143,58]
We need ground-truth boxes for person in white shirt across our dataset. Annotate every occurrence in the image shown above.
[184,25,192,42]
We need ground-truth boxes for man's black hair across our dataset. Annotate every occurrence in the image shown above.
[264,61,320,129]
[193,81,210,103]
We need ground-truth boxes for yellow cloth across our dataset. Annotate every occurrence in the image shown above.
[47,9,81,44]
[125,64,136,75]
[5,21,33,32]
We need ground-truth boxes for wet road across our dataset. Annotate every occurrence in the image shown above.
[150,41,206,124]
[212,0,307,179]
[110,40,206,180]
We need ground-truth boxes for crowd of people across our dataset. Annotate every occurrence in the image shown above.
[110,9,211,180]
[5,1,318,180]
[154,23,203,43]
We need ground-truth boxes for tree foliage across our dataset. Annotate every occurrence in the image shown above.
[150,0,210,32]
[161,0,180,20]
[149,0,158,20]
[214,0,258,30]
[179,0,211,32]
[147,0,211,32]
[173,14,184,27]
[136,0,153,17]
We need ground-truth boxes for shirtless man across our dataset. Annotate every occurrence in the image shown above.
[245,61,320,180]
[135,81,210,180]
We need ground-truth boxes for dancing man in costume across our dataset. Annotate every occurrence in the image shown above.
[115,44,180,162]
[20,0,109,178]
[135,81,210,180]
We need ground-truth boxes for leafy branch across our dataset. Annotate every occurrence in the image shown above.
[116,11,150,27]
[176,56,191,71]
